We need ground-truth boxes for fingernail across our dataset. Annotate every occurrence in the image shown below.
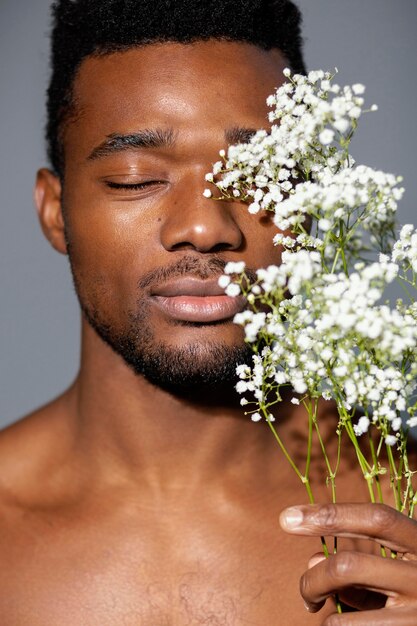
[280,506,303,530]
[308,554,326,569]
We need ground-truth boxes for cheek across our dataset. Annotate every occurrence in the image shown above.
[63,195,159,307]
[242,211,283,268]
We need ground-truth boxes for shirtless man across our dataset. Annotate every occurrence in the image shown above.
[1,0,417,624]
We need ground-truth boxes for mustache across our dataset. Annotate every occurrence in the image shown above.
[138,255,257,290]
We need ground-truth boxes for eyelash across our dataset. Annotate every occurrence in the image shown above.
[106,181,163,190]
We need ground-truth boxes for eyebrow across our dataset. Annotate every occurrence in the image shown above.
[225,126,258,145]
[87,128,176,161]
[87,126,259,161]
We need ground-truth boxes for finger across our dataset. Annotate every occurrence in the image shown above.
[280,503,417,553]
[300,551,416,612]
[308,553,327,569]
[307,553,386,611]
[337,587,387,612]
[322,606,417,626]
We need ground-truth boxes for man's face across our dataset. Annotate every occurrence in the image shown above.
[60,41,287,394]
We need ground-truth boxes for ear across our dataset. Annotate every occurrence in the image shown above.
[34,168,67,255]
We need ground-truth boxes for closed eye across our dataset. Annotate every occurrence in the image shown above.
[106,180,164,191]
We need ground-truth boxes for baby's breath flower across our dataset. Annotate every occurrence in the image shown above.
[354,416,370,436]
[225,283,241,297]
[235,381,248,394]
[224,261,245,275]
[352,83,366,95]
[248,202,261,214]
[205,69,417,519]
[218,275,231,289]
[319,129,335,145]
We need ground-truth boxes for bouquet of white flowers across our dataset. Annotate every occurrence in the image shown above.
[205,69,417,560]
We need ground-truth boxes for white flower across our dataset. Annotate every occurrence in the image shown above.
[293,379,308,394]
[333,118,350,134]
[218,275,231,289]
[224,261,246,275]
[318,218,332,231]
[248,202,261,214]
[321,348,333,361]
[275,371,288,385]
[225,283,241,297]
[236,364,250,377]
[354,416,370,436]
[204,71,416,504]
[203,189,212,198]
[319,129,335,145]
[348,106,362,119]
[392,417,402,432]
[352,83,366,95]
[235,380,248,393]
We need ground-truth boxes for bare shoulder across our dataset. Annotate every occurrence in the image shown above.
[0,389,76,511]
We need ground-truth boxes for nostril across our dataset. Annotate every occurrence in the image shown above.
[159,201,244,253]
[210,241,242,253]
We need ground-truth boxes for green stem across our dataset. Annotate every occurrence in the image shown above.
[330,248,342,274]
[313,414,338,503]
[263,409,343,612]
[344,420,376,501]
[264,413,305,483]
[368,433,388,558]
[304,399,315,483]
[368,435,385,505]
[386,443,402,512]
[340,246,349,276]
[402,437,416,516]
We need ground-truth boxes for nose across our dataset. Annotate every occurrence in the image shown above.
[160,174,243,253]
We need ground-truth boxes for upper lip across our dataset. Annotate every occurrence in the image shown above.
[151,277,228,298]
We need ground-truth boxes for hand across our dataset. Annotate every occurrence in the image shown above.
[280,503,417,624]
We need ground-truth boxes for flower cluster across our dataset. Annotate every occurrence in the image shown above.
[207,69,417,516]
[392,224,417,273]
[224,253,417,440]
[206,70,383,215]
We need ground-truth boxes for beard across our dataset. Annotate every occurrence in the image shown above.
[69,253,255,400]
[84,303,253,399]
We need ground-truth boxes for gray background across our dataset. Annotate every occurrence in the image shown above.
[1,0,416,427]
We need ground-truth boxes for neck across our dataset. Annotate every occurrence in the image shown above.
[64,322,292,494]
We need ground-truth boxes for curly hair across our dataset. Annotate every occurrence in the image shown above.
[46,0,307,176]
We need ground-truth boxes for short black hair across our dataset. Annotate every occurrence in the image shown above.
[46,0,307,177]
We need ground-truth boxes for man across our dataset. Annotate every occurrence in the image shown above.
[1,0,417,623]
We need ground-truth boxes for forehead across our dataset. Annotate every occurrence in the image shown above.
[65,41,286,154]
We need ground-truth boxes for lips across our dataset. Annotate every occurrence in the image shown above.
[150,278,246,323]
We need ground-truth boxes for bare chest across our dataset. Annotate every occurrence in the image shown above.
[0,504,331,626]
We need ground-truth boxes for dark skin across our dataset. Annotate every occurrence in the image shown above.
[0,41,417,625]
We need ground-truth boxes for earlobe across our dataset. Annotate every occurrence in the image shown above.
[34,168,67,255]
[34,168,67,254]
